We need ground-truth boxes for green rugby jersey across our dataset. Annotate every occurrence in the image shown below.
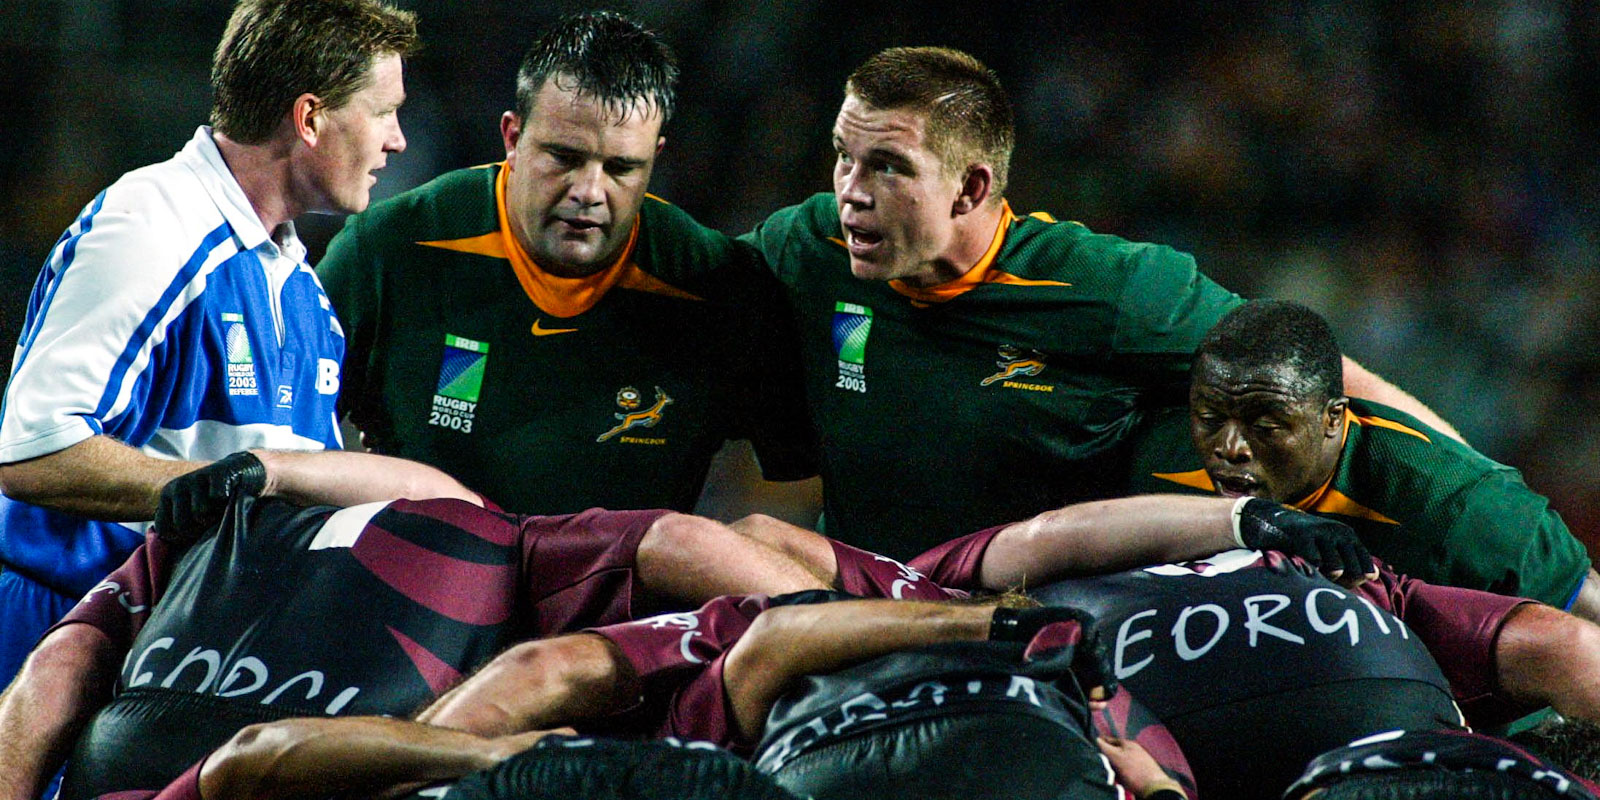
[319,164,815,515]
[743,193,1242,558]
[1127,400,1591,608]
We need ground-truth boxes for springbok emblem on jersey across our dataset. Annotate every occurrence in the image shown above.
[597,386,674,442]
[980,344,1047,386]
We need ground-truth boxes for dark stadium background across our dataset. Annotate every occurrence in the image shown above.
[1,1,1596,554]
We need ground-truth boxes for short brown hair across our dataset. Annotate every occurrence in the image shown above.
[210,0,419,144]
[846,47,1015,198]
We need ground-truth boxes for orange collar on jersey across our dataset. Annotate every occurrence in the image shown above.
[494,163,641,319]
[887,201,1070,306]
[1289,408,1399,525]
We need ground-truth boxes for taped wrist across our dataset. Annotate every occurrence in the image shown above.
[1231,496,1252,549]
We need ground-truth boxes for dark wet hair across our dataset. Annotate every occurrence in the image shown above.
[1195,300,1344,402]
[514,11,678,126]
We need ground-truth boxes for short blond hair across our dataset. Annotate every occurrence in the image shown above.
[846,47,1015,197]
[210,0,419,144]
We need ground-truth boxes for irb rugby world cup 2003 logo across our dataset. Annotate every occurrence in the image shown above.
[223,312,258,397]
[430,334,488,434]
[831,301,872,393]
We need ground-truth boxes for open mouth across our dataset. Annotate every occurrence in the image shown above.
[1210,473,1261,498]
[844,225,883,255]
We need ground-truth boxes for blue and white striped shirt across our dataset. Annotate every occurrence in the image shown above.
[0,126,345,596]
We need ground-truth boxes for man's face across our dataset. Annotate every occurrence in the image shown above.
[303,53,407,215]
[502,75,663,276]
[1189,354,1346,503]
[832,93,966,286]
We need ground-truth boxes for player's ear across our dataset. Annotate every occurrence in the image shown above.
[292,93,322,147]
[1323,397,1348,437]
[501,112,523,164]
[953,164,994,216]
[656,136,666,156]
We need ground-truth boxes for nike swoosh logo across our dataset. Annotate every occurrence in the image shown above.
[531,320,579,337]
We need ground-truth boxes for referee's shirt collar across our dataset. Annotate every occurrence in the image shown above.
[180,125,306,263]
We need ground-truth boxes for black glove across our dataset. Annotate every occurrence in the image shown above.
[155,451,267,543]
[991,605,1117,697]
[1235,497,1374,581]
[990,605,1092,643]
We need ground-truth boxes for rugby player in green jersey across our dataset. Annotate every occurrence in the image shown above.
[742,46,1460,559]
[318,13,817,517]
[1126,299,1600,623]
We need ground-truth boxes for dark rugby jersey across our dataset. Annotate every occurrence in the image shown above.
[89,760,203,800]
[319,165,816,515]
[744,194,1242,558]
[53,496,669,798]
[907,530,1537,799]
[910,532,1531,722]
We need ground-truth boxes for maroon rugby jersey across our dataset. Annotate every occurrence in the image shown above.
[54,496,669,798]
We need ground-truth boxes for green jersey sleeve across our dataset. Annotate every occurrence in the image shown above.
[1112,243,1244,357]
[1444,470,1591,608]
[739,194,836,287]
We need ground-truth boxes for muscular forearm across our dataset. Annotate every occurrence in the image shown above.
[1494,603,1600,721]
[723,600,993,740]
[0,625,119,800]
[0,436,202,520]
[254,449,481,508]
[199,717,551,800]
[1342,356,1465,443]
[979,496,1239,590]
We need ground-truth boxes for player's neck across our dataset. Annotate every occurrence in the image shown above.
[903,201,1006,288]
[214,131,301,238]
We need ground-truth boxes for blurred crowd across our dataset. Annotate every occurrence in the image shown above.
[1,0,1595,548]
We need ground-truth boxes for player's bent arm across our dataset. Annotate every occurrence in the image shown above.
[253,449,481,507]
[980,495,1236,589]
[979,495,1373,591]
[415,633,633,737]
[722,600,993,741]
[1493,603,1600,721]
[637,513,830,602]
[0,623,120,800]
[198,716,563,800]
[1342,356,1465,443]
[0,436,204,521]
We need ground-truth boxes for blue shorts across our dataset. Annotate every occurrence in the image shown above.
[0,567,80,688]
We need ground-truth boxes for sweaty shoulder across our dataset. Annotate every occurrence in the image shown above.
[998,216,1191,292]
[1343,398,1512,485]
[1003,215,1243,353]
[344,165,501,249]
[318,165,501,306]
[739,193,843,285]
[626,194,785,307]
[630,194,748,282]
